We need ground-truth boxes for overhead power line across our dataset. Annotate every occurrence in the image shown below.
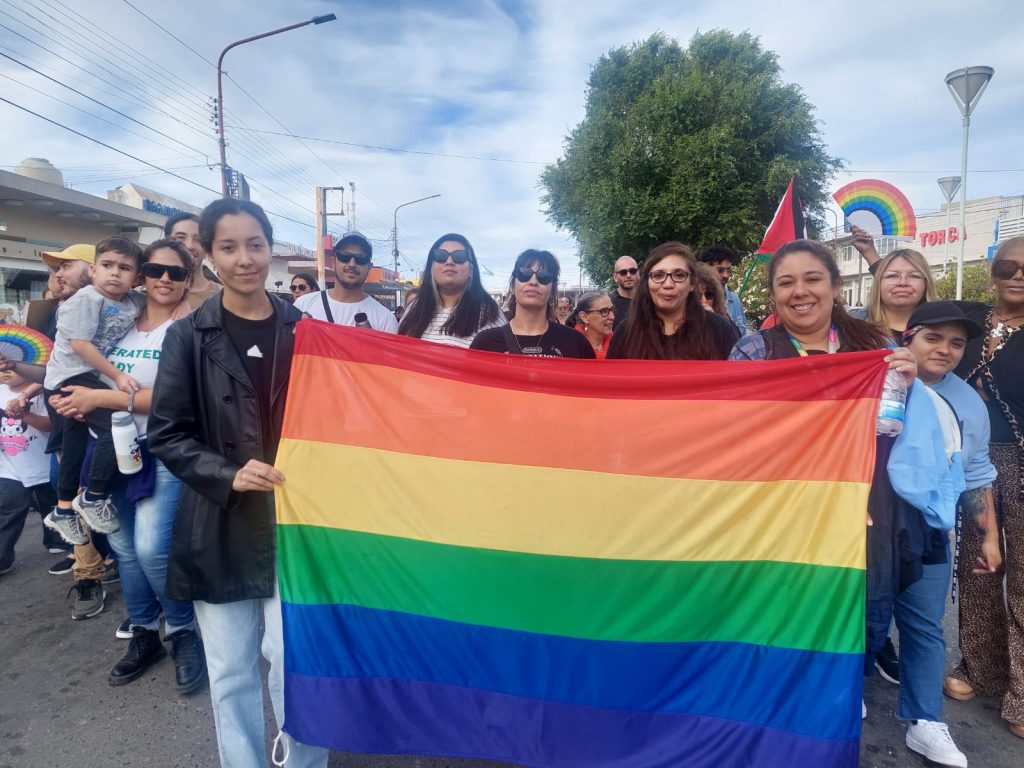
[226,126,550,165]
[0,94,320,232]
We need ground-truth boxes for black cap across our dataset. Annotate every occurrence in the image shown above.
[333,231,372,259]
[904,301,984,342]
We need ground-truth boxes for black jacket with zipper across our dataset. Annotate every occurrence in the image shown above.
[148,294,299,603]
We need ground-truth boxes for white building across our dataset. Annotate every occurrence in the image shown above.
[833,195,1024,307]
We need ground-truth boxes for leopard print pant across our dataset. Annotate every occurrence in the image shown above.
[952,442,1024,725]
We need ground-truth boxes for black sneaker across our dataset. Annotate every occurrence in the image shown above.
[875,637,900,685]
[42,526,72,554]
[108,627,166,686]
[48,555,75,576]
[169,628,207,695]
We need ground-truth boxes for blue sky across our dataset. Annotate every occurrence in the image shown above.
[2,0,1022,289]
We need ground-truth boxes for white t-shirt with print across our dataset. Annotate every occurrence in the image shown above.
[100,320,171,439]
[294,291,398,333]
[0,384,50,487]
[419,307,507,349]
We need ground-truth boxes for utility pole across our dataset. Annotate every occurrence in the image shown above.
[314,186,347,286]
[349,181,356,229]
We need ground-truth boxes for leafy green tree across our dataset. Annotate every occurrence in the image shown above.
[541,30,841,286]
[935,263,995,303]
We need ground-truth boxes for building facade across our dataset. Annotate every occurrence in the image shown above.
[834,195,1024,307]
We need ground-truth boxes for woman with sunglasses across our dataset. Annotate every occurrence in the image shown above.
[606,242,739,360]
[399,233,504,348]
[288,272,319,301]
[573,291,616,359]
[48,239,206,695]
[694,263,730,321]
[945,236,1024,740]
[471,250,594,358]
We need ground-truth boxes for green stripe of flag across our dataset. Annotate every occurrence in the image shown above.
[279,525,864,654]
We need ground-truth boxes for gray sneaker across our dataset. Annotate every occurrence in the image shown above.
[69,578,106,620]
[72,493,120,534]
[44,508,89,546]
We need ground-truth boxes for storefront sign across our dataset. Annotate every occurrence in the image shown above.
[919,227,963,247]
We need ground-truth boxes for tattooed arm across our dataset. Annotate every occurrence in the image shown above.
[960,487,1002,573]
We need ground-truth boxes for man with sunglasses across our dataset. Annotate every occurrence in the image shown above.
[610,255,639,330]
[292,232,398,332]
[698,244,747,336]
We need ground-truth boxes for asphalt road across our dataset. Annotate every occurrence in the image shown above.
[1,516,1021,768]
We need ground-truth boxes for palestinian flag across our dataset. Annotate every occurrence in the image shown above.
[757,177,806,257]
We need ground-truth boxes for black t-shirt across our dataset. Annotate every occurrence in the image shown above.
[610,290,632,329]
[605,311,739,360]
[471,322,596,359]
[222,306,277,459]
[955,301,1024,444]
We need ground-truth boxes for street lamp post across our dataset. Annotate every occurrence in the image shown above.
[392,194,441,276]
[937,176,961,275]
[945,66,994,299]
[217,13,337,197]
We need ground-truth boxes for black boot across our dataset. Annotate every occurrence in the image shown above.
[170,628,207,695]
[108,626,166,686]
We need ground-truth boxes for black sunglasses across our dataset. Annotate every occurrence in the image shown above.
[430,248,471,265]
[141,263,189,282]
[290,283,310,293]
[335,252,371,266]
[515,267,555,285]
[702,291,716,300]
[992,260,1024,280]
[616,267,639,276]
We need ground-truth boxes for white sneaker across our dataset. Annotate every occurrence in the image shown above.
[905,720,967,767]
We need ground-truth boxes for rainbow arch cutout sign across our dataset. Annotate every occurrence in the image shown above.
[833,179,917,238]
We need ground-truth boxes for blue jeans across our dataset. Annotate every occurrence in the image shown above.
[106,461,194,632]
[894,538,950,721]
[194,579,329,768]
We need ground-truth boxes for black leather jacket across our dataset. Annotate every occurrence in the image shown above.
[148,294,299,603]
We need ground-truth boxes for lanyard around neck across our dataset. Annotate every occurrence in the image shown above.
[788,325,838,357]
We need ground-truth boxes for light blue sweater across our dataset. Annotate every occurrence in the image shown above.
[930,373,997,491]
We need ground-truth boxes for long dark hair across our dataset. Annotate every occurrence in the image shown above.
[768,239,889,351]
[620,242,720,360]
[506,249,560,319]
[398,233,501,339]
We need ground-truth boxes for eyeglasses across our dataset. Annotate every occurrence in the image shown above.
[649,269,690,284]
[702,291,716,301]
[290,283,310,293]
[514,267,555,285]
[334,252,371,266]
[880,271,926,283]
[141,263,189,282]
[992,260,1024,280]
[430,248,471,265]
[715,266,734,278]
[582,306,615,317]
[616,267,639,277]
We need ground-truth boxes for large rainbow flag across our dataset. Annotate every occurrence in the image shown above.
[276,321,886,768]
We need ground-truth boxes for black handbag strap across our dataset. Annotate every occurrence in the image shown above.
[500,323,523,355]
[320,291,334,323]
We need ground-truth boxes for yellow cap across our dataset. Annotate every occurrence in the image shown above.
[42,243,96,268]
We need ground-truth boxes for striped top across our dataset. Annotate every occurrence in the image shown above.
[418,305,507,348]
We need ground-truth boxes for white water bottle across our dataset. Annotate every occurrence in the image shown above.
[876,369,907,436]
[111,411,143,475]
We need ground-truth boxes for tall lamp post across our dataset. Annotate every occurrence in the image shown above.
[945,66,993,299]
[392,194,441,275]
[937,176,961,275]
[217,13,337,197]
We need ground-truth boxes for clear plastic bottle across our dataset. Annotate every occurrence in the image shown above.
[876,369,907,436]
[353,312,371,329]
[111,411,143,474]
